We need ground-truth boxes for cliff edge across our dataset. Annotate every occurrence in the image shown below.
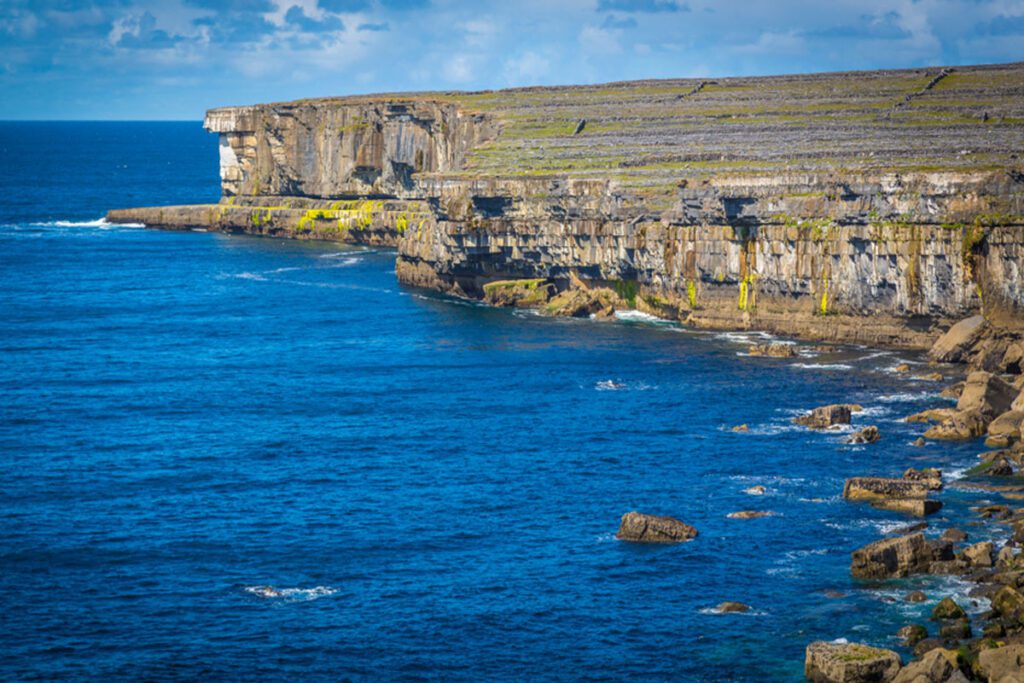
[108,61,1024,348]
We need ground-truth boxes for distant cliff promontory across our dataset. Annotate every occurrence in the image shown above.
[109,61,1024,348]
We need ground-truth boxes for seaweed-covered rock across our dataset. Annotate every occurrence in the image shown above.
[851,533,932,579]
[615,511,697,543]
[482,279,553,308]
[897,624,928,646]
[804,641,901,683]
[991,585,1024,620]
[930,597,966,620]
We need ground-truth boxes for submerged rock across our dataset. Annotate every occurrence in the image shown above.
[743,485,766,495]
[726,510,775,519]
[749,342,797,358]
[714,601,751,613]
[872,499,942,517]
[732,424,749,432]
[804,641,901,683]
[795,404,855,429]
[914,372,944,382]
[851,533,932,579]
[615,511,697,543]
[895,363,911,373]
[904,591,928,603]
[846,426,881,444]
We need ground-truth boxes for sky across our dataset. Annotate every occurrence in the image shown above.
[1,0,1022,120]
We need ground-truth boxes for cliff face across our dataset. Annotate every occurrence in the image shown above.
[204,101,496,198]
[108,62,1024,347]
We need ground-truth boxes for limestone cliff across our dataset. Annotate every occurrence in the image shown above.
[108,61,1024,347]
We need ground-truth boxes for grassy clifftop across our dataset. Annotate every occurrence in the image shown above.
[258,61,1023,199]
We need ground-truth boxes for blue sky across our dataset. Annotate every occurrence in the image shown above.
[1,0,1022,119]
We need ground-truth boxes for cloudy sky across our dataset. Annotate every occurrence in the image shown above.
[2,0,1022,119]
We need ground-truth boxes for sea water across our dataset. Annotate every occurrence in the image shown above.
[0,122,996,681]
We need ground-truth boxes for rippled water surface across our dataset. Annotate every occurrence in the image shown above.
[0,123,994,681]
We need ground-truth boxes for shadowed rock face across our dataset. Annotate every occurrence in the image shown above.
[109,62,1024,346]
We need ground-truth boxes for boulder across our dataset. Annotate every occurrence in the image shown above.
[481,279,553,308]
[891,649,963,683]
[907,408,958,424]
[957,371,1018,417]
[1002,341,1024,375]
[903,468,944,491]
[915,372,945,382]
[847,426,881,444]
[977,644,1024,683]
[851,533,932,579]
[897,624,928,646]
[991,585,1024,620]
[795,404,857,429]
[732,424,749,432]
[1014,387,1024,412]
[928,315,987,363]
[986,410,1024,447]
[940,529,968,543]
[743,485,766,495]
[749,342,797,358]
[912,437,927,447]
[940,382,965,400]
[930,597,966,620]
[715,601,750,613]
[923,410,988,441]
[844,478,930,501]
[895,363,911,373]
[804,641,901,683]
[616,511,698,543]
[545,286,624,318]
[960,541,995,568]
[904,591,928,603]
[989,458,1015,476]
[997,545,1020,570]
[938,619,971,640]
[872,499,942,517]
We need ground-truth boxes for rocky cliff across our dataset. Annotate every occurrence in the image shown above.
[108,61,1024,347]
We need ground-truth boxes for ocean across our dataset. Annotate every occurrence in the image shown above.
[0,121,994,681]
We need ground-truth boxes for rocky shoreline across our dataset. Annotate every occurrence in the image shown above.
[614,318,1024,682]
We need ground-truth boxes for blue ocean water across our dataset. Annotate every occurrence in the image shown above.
[0,122,995,681]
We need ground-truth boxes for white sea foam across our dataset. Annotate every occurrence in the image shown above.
[594,380,655,392]
[231,272,268,282]
[34,217,146,229]
[791,363,854,371]
[714,331,777,345]
[877,391,939,403]
[244,585,337,602]
[698,606,766,616]
[857,406,891,418]
[614,310,666,324]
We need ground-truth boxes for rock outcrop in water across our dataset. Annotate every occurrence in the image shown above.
[616,511,698,543]
[108,61,1024,349]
